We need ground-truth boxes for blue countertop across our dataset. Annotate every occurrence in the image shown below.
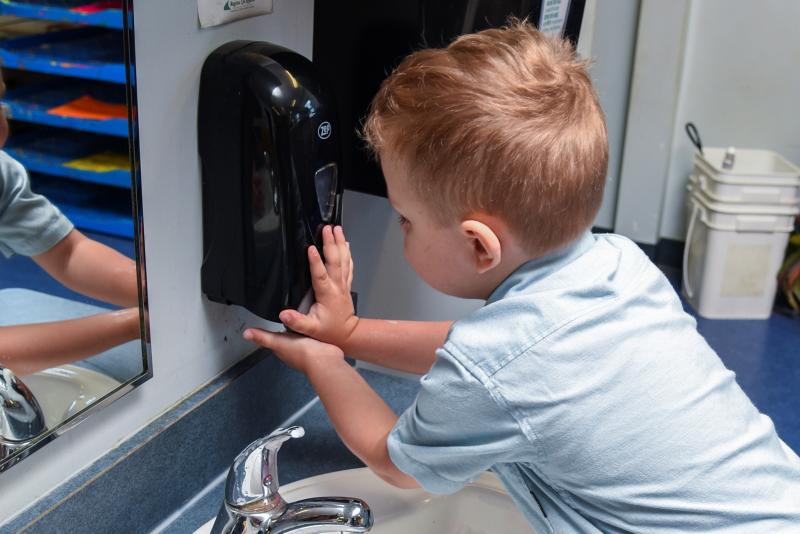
[0,353,421,534]
[155,368,421,534]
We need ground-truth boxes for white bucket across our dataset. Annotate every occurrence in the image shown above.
[693,148,800,205]
[682,189,798,319]
[685,184,798,232]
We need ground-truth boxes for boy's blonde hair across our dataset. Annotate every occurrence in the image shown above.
[363,19,608,255]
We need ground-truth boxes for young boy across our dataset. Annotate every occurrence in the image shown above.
[0,72,140,376]
[243,21,800,532]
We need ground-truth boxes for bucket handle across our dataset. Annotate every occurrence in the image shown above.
[685,122,703,155]
[695,172,707,192]
[682,202,701,299]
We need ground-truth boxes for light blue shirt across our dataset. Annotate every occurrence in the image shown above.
[0,150,73,257]
[388,231,800,533]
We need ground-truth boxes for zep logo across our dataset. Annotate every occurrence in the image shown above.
[317,121,332,140]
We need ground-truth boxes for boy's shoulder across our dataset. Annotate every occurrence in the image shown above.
[0,149,24,170]
[0,149,28,193]
[442,232,669,376]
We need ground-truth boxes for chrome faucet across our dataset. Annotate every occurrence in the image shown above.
[0,367,47,464]
[210,426,373,534]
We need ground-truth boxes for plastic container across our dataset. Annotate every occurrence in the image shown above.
[685,184,798,232]
[682,188,798,319]
[693,147,800,205]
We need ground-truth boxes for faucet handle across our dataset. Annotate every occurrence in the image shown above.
[225,426,305,512]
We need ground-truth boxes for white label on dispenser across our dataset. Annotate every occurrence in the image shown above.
[198,0,273,29]
[539,0,571,36]
[318,121,332,140]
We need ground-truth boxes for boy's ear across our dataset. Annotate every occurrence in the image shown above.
[460,218,502,274]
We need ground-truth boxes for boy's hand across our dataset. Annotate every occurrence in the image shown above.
[243,327,345,375]
[280,225,359,349]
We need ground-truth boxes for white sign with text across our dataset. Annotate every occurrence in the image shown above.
[538,0,571,36]
[198,0,273,29]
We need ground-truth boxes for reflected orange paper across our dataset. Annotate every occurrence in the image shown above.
[47,95,127,121]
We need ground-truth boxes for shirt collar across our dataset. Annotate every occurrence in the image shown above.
[487,230,597,305]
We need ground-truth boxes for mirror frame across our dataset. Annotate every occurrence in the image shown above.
[0,0,152,473]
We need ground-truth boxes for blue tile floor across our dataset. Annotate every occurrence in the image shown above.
[0,230,134,309]
[659,265,800,454]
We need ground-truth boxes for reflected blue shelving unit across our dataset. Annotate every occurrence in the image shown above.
[6,129,129,187]
[0,3,132,238]
[5,82,128,136]
[0,27,125,82]
[0,0,123,30]
[32,173,133,238]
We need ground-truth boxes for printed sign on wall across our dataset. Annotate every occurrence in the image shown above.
[198,0,273,29]
[538,0,571,36]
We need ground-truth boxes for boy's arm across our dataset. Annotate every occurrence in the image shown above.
[279,225,451,374]
[339,318,450,375]
[33,230,139,309]
[244,328,418,488]
[0,307,141,376]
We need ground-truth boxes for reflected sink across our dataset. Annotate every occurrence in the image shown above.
[195,468,533,534]
[22,364,121,430]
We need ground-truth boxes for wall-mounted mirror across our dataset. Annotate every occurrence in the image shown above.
[0,0,149,473]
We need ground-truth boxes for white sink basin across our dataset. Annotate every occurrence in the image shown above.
[23,364,121,429]
[195,467,533,534]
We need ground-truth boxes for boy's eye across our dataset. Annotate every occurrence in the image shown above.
[397,214,409,227]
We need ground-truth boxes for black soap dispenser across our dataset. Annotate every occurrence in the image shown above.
[198,41,343,322]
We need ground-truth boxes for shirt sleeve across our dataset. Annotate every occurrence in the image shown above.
[0,152,74,258]
[387,347,525,494]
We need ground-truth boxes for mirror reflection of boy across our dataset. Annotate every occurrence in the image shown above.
[0,72,140,376]
[243,20,800,532]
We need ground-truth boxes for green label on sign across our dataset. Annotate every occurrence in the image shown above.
[224,0,257,11]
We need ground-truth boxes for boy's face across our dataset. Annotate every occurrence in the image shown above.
[381,147,490,299]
